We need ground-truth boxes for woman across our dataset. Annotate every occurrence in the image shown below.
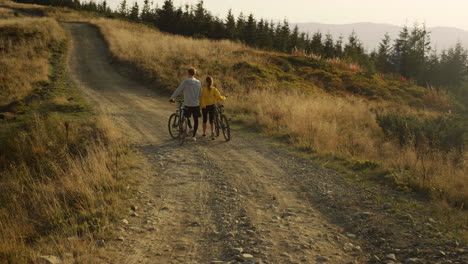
[200,76,226,139]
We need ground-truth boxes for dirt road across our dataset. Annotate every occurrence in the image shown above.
[63,23,466,264]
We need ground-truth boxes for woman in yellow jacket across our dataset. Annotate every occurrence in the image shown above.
[200,76,226,139]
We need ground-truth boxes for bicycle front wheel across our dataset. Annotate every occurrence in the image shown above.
[214,113,220,137]
[178,117,188,145]
[168,113,179,139]
[220,114,231,141]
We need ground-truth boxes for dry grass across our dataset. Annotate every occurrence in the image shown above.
[0,114,130,262]
[422,86,452,112]
[0,7,15,18]
[92,18,270,90]
[0,8,134,262]
[0,17,66,105]
[89,18,467,208]
[0,0,44,11]
[231,88,467,203]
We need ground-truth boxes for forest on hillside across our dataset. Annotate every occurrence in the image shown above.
[15,0,468,105]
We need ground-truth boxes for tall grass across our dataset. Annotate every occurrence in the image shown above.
[231,89,467,204]
[0,17,65,105]
[90,18,467,207]
[0,115,129,262]
[0,10,133,262]
[0,7,15,18]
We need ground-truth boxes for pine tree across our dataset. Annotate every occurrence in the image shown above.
[288,25,300,52]
[157,0,176,32]
[440,42,468,94]
[334,35,344,58]
[244,14,257,46]
[407,24,431,83]
[344,31,364,61]
[323,33,334,58]
[276,20,291,52]
[225,9,236,40]
[236,13,246,40]
[119,0,128,17]
[129,1,140,21]
[375,33,393,73]
[256,19,266,48]
[97,0,109,14]
[310,31,323,56]
[141,0,152,23]
[392,25,409,77]
[424,49,442,86]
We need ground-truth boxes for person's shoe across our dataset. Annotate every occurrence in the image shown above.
[202,134,206,138]
[192,137,197,142]
[211,133,215,140]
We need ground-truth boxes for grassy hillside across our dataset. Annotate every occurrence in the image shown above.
[89,18,467,208]
[0,8,135,263]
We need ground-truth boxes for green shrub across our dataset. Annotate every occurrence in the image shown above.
[376,112,466,153]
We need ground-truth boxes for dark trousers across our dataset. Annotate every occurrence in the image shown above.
[185,106,201,137]
[202,104,215,124]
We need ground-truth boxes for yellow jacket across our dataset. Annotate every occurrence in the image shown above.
[200,86,226,108]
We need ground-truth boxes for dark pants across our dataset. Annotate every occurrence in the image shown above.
[202,104,215,124]
[185,106,201,137]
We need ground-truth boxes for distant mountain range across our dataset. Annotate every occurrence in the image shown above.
[294,22,468,52]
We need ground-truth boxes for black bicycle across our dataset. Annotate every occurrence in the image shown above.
[213,104,231,141]
[168,100,189,145]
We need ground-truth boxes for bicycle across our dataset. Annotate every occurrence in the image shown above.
[213,104,231,141]
[168,100,189,145]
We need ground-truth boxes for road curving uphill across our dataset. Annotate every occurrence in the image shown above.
[64,22,467,264]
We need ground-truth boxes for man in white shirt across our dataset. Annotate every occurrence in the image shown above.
[169,67,202,141]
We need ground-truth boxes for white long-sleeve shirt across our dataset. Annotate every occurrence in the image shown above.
[170,77,202,107]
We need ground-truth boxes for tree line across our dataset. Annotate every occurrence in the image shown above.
[15,0,468,103]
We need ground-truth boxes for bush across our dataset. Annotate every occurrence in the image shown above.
[376,112,466,153]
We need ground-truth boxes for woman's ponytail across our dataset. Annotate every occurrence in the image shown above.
[206,76,213,91]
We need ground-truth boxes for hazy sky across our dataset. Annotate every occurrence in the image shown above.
[107,0,468,30]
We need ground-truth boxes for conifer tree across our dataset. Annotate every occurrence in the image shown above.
[310,31,323,56]
[344,31,364,61]
[140,0,152,23]
[225,9,236,40]
[334,35,344,58]
[129,1,140,21]
[288,25,300,52]
[157,0,176,32]
[323,33,335,58]
[119,0,128,17]
[440,42,468,94]
[244,14,257,46]
[375,33,393,73]
[392,25,409,76]
[236,13,246,40]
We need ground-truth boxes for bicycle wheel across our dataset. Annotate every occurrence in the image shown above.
[178,117,188,145]
[214,112,220,137]
[220,114,231,141]
[168,113,179,139]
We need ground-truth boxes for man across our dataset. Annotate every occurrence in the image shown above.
[169,67,202,141]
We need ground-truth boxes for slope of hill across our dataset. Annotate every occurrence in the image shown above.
[295,22,468,51]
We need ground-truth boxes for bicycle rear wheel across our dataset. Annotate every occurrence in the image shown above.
[168,113,179,139]
[178,117,188,145]
[220,114,231,141]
